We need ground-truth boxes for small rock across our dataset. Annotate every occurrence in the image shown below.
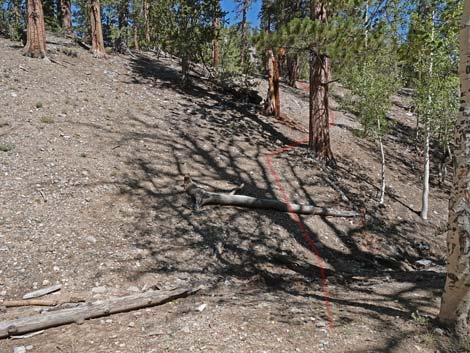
[128,322,135,327]
[195,303,207,312]
[10,92,17,97]
[416,259,432,267]
[42,279,50,286]
[13,347,26,353]
[127,286,139,292]
[25,346,33,351]
[91,286,107,294]
[86,235,97,244]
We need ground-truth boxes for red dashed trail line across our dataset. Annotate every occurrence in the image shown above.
[264,112,336,330]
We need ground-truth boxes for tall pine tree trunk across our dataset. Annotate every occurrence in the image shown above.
[308,2,333,162]
[133,23,139,50]
[24,0,46,58]
[287,52,299,87]
[240,0,248,70]
[115,0,129,53]
[89,0,106,58]
[14,0,20,25]
[264,49,280,118]
[143,0,150,46]
[438,0,470,339]
[60,0,72,34]
[213,17,220,68]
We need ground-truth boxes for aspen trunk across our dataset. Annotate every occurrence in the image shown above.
[378,136,385,205]
[421,119,430,219]
[24,0,46,58]
[438,0,470,340]
[420,10,435,220]
[89,0,106,58]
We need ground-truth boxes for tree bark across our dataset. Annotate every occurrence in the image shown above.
[420,10,435,220]
[0,287,199,339]
[89,0,106,58]
[287,52,299,87]
[213,17,220,68]
[308,2,334,162]
[438,0,470,340]
[114,0,129,53]
[143,0,150,46]
[378,136,385,205]
[185,177,359,217]
[264,49,280,118]
[133,23,139,50]
[240,0,248,70]
[24,0,47,58]
[60,0,73,34]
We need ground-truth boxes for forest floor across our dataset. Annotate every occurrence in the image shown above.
[0,35,463,353]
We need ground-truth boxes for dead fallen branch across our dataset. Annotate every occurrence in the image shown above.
[23,284,62,299]
[0,287,199,339]
[184,176,359,217]
[3,297,85,308]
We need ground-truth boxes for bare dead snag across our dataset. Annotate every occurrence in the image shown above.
[184,176,359,217]
[0,287,199,339]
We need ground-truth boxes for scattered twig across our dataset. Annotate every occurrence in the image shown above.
[23,284,62,300]
[38,190,47,202]
[48,57,67,68]
[11,330,45,339]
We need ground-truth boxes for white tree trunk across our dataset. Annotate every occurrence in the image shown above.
[379,136,385,205]
[420,10,435,220]
[421,121,430,219]
[438,0,470,340]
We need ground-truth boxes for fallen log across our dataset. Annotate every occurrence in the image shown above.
[184,176,359,217]
[0,287,199,339]
[3,297,85,308]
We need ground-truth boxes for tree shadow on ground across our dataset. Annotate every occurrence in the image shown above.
[68,51,450,348]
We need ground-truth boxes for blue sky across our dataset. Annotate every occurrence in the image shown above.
[221,0,261,28]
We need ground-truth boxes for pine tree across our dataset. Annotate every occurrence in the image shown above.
[89,0,106,57]
[24,0,47,58]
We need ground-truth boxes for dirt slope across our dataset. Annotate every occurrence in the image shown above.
[0,35,457,353]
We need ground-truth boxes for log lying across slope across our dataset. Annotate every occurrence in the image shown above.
[184,176,359,218]
[0,287,199,339]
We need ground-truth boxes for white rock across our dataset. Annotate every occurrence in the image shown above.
[195,303,207,312]
[91,286,107,294]
[86,235,97,244]
[13,347,26,353]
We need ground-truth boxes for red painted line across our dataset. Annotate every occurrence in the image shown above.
[265,136,334,331]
